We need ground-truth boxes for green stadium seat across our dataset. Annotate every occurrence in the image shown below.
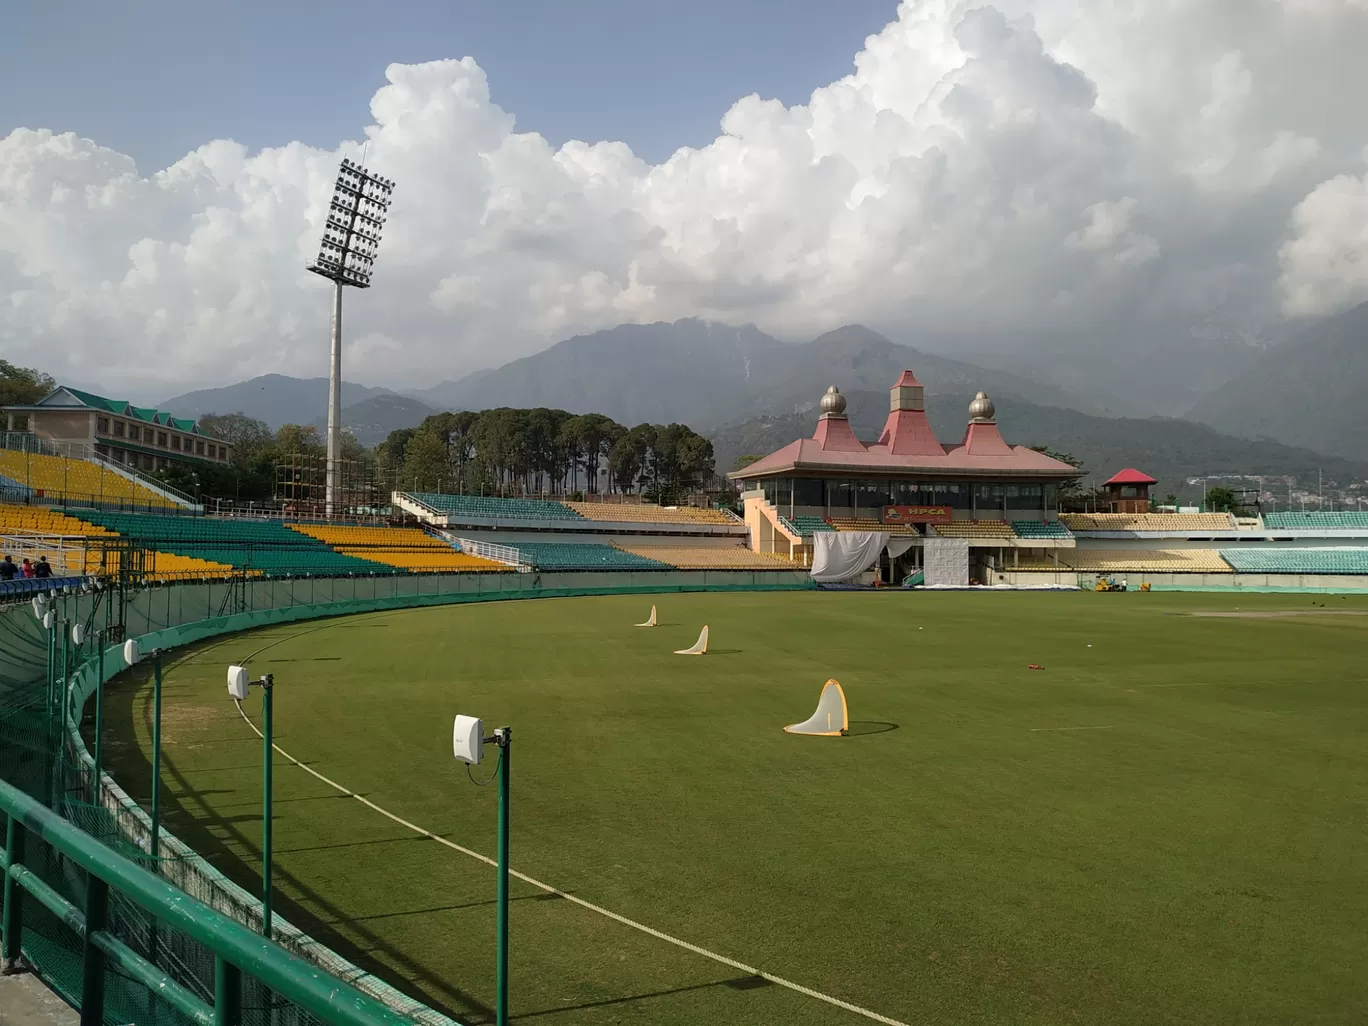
[1218,548,1368,574]
[1261,512,1368,530]
[406,493,582,521]
[509,542,671,571]
[1012,520,1071,539]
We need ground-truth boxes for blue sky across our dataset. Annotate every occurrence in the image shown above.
[3,0,900,171]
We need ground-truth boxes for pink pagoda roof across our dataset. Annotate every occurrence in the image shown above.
[1104,467,1157,486]
[728,372,1082,480]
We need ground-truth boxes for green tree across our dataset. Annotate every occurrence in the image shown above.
[200,413,273,461]
[733,454,766,472]
[1204,486,1245,514]
[400,430,451,492]
[0,360,55,409]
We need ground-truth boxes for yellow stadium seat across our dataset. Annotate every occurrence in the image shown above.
[611,542,798,570]
[563,502,737,526]
[1014,549,1233,573]
[287,523,508,571]
[0,451,181,508]
[1058,513,1235,532]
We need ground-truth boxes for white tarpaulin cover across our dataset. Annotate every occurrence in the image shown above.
[924,537,970,587]
[811,531,891,582]
[886,536,918,560]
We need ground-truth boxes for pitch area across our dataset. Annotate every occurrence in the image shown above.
[103,591,1368,1025]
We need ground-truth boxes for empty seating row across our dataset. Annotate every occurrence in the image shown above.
[1015,549,1233,573]
[287,524,507,572]
[508,543,672,571]
[1059,513,1235,532]
[781,516,834,537]
[406,493,582,521]
[1012,520,1070,538]
[0,450,181,508]
[75,511,393,575]
[611,543,796,570]
[1261,512,1368,530]
[564,502,736,525]
[1218,548,1368,574]
[0,504,116,537]
[932,520,1016,539]
[827,517,919,536]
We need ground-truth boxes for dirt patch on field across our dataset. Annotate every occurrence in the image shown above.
[1187,610,1368,619]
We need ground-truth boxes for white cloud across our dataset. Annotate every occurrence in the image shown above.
[2,0,1367,399]
[1279,154,1368,315]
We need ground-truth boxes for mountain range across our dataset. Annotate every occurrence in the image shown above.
[1189,301,1368,462]
[156,309,1368,487]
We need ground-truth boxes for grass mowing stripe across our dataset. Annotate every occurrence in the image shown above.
[231,700,914,1026]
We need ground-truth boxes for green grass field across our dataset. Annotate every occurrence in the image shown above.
[102,591,1368,1026]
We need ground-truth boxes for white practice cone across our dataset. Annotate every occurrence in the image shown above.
[784,679,849,736]
[635,605,658,627]
[674,625,709,655]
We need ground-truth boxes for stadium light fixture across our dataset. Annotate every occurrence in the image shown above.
[307,157,395,517]
[228,666,276,936]
[453,715,513,1026]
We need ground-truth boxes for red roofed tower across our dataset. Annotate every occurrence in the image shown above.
[959,392,1013,456]
[1103,468,1157,513]
[811,386,868,452]
[876,370,945,457]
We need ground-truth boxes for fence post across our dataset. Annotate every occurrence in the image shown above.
[79,876,108,1026]
[213,956,242,1026]
[1,814,25,973]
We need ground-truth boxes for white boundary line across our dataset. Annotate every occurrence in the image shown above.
[233,702,911,1026]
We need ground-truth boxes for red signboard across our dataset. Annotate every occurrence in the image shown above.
[882,505,953,524]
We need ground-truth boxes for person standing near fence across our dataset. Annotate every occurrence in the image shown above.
[20,558,34,579]
[0,555,15,581]
[34,555,52,579]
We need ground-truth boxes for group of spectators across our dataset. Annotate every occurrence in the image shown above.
[0,554,53,580]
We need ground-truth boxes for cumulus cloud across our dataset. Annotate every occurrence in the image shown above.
[2,0,1367,399]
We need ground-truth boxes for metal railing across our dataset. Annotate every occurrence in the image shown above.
[452,536,531,569]
[0,777,416,1026]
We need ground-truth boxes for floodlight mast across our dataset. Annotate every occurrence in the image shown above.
[307,157,395,516]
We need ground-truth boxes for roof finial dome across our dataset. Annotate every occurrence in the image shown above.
[820,385,847,416]
[968,390,995,423]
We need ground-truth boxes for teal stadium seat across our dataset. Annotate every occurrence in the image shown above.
[78,512,394,575]
[1012,520,1071,538]
[510,543,671,571]
[406,493,583,521]
[1261,512,1368,529]
[782,516,834,536]
[1218,548,1368,574]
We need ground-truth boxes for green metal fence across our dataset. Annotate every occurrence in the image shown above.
[0,568,813,1024]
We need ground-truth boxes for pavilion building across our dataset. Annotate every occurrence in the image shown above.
[729,370,1081,581]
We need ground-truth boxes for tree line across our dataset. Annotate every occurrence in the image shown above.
[377,408,716,503]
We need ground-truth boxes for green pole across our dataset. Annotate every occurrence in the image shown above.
[150,651,163,863]
[496,728,511,1026]
[93,632,104,790]
[2,814,25,973]
[261,675,274,937]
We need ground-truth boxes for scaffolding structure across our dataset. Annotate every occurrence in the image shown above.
[274,452,382,515]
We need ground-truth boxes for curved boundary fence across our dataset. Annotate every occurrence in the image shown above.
[1,567,812,1025]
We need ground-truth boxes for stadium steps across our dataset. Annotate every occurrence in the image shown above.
[0,450,185,509]
[564,501,736,526]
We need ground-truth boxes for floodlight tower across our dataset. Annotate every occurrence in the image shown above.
[307,157,395,516]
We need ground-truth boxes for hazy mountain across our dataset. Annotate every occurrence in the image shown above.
[1187,301,1368,461]
[309,394,437,447]
[409,319,1127,427]
[712,389,1368,502]
[408,320,785,426]
[161,374,395,428]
